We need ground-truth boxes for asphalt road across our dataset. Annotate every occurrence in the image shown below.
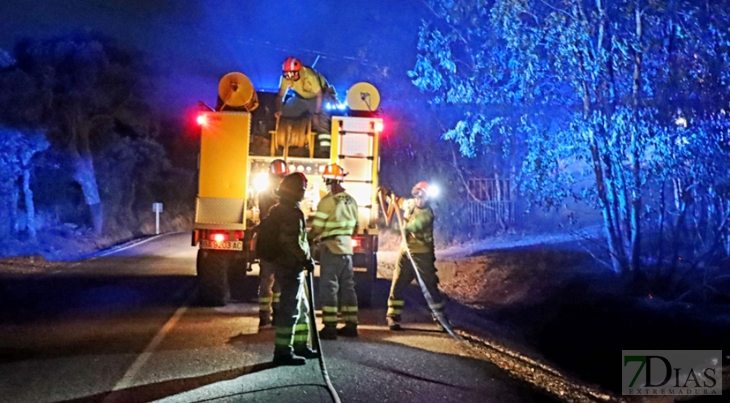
[0,233,558,403]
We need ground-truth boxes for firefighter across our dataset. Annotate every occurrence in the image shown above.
[268,172,318,365]
[256,159,289,328]
[309,164,360,339]
[385,181,447,331]
[275,57,336,157]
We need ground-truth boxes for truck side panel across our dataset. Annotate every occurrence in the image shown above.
[195,112,251,229]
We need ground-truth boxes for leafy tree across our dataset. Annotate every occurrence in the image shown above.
[6,32,153,235]
[411,0,730,275]
[0,128,49,239]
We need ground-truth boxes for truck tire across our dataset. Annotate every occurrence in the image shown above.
[196,249,230,306]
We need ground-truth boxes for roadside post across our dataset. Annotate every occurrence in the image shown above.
[153,202,163,234]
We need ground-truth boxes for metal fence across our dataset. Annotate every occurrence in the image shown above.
[467,178,515,225]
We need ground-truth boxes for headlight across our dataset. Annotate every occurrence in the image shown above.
[253,173,269,192]
[427,184,440,198]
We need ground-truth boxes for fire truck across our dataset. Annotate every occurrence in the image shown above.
[192,72,382,306]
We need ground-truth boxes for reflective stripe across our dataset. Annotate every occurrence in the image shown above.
[341,305,358,313]
[272,293,280,303]
[275,336,293,346]
[276,328,293,336]
[294,323,309,332]
[318,134,332,140]
[386,307,402,316]
[388,300,404,307]
[321,219,357,228]
[314,211,329,220]
[320,142,331,147]
[293,334,309,343]
[321,228,355,238]
[275,326,293,347]
[322,306,338,313]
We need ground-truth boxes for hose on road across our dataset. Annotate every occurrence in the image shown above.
[305,269,342,403]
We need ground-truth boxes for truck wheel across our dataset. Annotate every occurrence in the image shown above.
[197,249,230,306]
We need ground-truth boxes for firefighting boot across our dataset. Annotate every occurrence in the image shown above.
[337,323,358,338]
[386,316,401,331]
[293,345,319,359]
[273,351,306,366]
[319,324,338,340]
[258,311,271,328]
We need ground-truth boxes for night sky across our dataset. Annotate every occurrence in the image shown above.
[0,0,428,116]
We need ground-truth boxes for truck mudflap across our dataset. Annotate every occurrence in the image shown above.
[352,235,378,307]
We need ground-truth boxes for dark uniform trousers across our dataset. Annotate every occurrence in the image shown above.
[387,250,445,321]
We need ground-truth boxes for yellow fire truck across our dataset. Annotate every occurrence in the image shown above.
[192,72,382,306]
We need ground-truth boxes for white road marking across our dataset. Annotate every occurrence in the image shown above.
[104,284,195,399]
[106,305,187,395]
[54,233,173,273]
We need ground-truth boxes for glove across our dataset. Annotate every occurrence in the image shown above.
[378,186,393,201]
[304,258,315,273]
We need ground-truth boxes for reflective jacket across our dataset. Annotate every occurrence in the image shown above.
[310,191,359,254]
[267,198,311,269]
[402,201,434,254]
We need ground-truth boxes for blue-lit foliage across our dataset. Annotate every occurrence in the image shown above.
[411,0,730,275]
[0,129,49,239]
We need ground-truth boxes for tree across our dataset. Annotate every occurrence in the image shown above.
[0,128,49,239]
[8,32,153,235]
[410,0,730,275]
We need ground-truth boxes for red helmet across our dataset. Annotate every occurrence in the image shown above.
[282,57,302,79]
[269,159,290,177]
[411,181,430,198]
[322,164,347,181]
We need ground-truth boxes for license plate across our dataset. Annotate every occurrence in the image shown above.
[201,240,243,251]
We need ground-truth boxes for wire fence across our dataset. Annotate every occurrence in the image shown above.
[467,178,515,226]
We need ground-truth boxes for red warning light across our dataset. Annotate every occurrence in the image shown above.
[197,114,207,126]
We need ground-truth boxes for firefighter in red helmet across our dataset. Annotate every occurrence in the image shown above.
[275,57,337,157]
[385,181,449,331]
[256,159,290,328]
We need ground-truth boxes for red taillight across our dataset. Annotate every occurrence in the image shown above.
[197,114,207,126]
[351,237,361,249]
[234,230,244,240]
[210,232,228,242]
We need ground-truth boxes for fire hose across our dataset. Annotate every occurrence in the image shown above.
[305,268,342,403]
[379,191,460,340]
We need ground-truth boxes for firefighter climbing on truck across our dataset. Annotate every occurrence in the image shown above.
[275,56,337,157]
